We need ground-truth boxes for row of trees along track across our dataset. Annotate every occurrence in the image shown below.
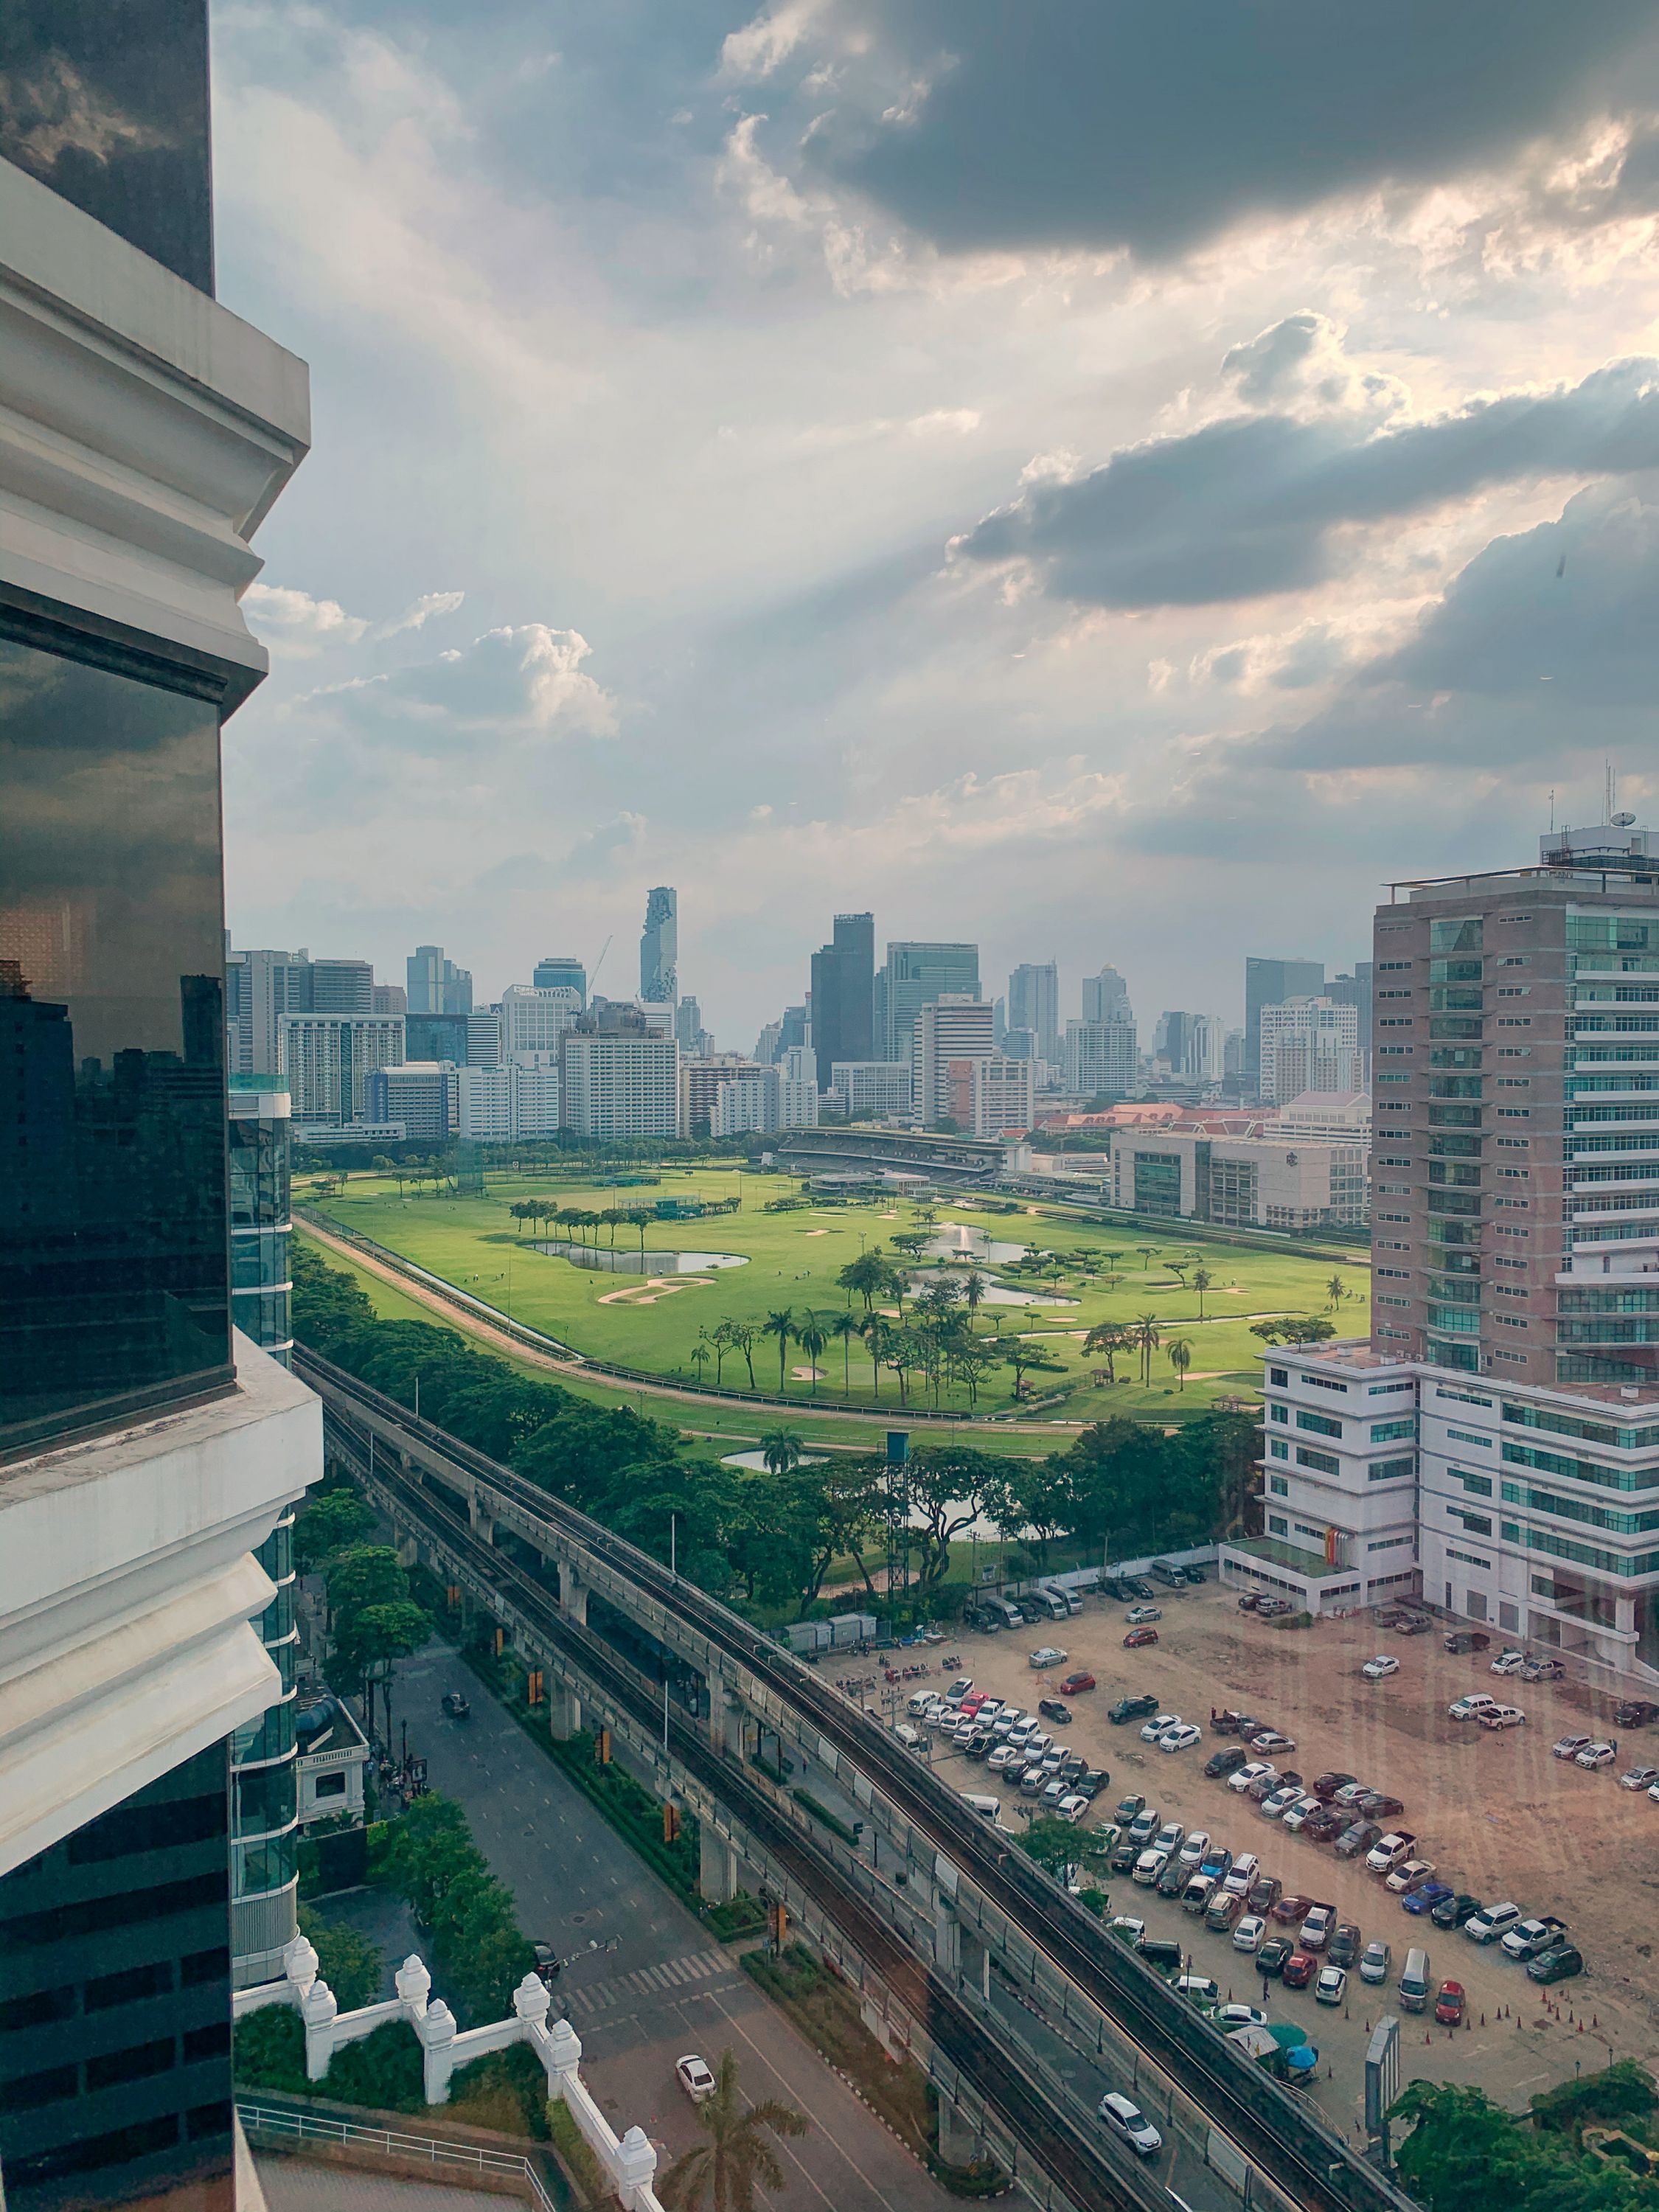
[298,1345,1418,2212]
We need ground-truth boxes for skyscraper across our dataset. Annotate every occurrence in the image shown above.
[911,996,995,1122]
[533,954,587,1004]
[874,940,977,1064]
[1258,997,1362,1104]
[0,20,320,2202]
[279,1012,406,1127]
[1080,966,1130,1023]
[1244,955,1325,1099]
[560,1002,679,1137]
[1008,962,1060,1065]
[640,886,678,1004]
[810,913,875,1088]
[406,943,472,1015]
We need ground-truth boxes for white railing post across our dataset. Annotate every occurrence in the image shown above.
[299,1978,338,2081]
[419,1998,458,2105]
[613,2124,661,2211]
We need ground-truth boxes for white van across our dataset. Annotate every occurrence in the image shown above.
[894,1722,925,1753]
[1041,1582,1083,1618]
[960,1792,1002,1821]
[981,1595,1025,1630]
[1030,1585,1071,1621]
[1398,1948,1431,2013]
[907,1689,934,1717]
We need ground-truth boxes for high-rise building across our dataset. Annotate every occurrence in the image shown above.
[1329,961,1376,1052]
[1245,955,1325,1099]
[754,1020,783,1065]
[681,1054,766,1138]
[373,981,407,1016]
[366,1062,461,1144]
[278,1012,406,1127]
[406,944,472,1016]
[456,1060,562,1143]
[875,941,978,1065]
[225,947,374,1076]
[912,996,995,1123]
[1186,1013,1227,1082]
[831,1062,917,1119]
[640,886,678,1004]
[0,27,320,2203]
[1080,966,1130,1023]
[777,1044,819,1130]
[1008,962,1060,1065]
[498,984,583,1058]
[532,954,587,1004]
[945,1054,1037,1138]
[675,995,712,1057]
[1065,1014,1138,1099]
[779,1004,810,1057]
[1259,997,1363,1105]
[810,913,875,1088]
[560,1003,679,1137]
[1236,821,1659,1660]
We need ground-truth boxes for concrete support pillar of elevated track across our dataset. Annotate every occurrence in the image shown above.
[932,1899,961,1979]
[467,1489,495,1545]
[698,1823,740,1906]
[933,2087,981,2167]
[549,1684,582,1739]
[961,1927,991,2003]
[562,1571,588,1627]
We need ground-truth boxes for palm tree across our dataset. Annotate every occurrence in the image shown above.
[1326,1273,1347,1310]
[691,1332,713,1385]
[961,1267,988,1329]
[828,1310,858,1395]
[1166,1338,1193,1391]
[796,1313,829,1395]
[1134,1310,1161,1385]
[761,1427,804,1475]
[658,2050,808,2212]
[763,1308,796,1393]
[1192,1266,1214,1319]
[859,1315,888,1400]
[1138,1245,1158,1270]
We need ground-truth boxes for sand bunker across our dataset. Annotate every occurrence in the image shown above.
[597,1276,715,1307]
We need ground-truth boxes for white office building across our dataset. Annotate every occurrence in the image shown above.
[777,1044,819,1130]
[912,995,995,1123]
[560,1026,679,1138]
[713,1073,776,1138]
[278,1012,405,1126]
[498,984,583,1057]
[1064,1015,1138,1098]
[456,1057,562,1142]
[1259,997,1363,1105]
[945,1054,1037,1138]
[832,1061,916,1119]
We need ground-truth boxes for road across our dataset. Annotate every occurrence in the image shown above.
[389,1643,955,2212]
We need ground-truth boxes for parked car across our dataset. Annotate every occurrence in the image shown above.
[1312,1771,1357,1800]
[1177,1829,1210,1868]
[1576,1741,1618,1770]
[1206,1890,1245,1933]
[1333,1781,1373,1809]
[1029,1646,1068,1669]
[1480,1706,1527,1731]
[1175,1974,1221,2002]
[1359,1940,1392,1984]
[1221,1851,1260,1896]
[1394,1616,1432,1636]
[1229,1761,1277,1795]
[1520,1658,1565,1683]
[1183,1875,1217,1916]
[1251,1731,1297,1754]
[1431,1892,1483,1930]
[1434,1980,1467,2026]
[1248,1874,1282,1917]
[1129,1805,1163,1844]
[1386,1860,1438,1896]
[1365,1832,1416,1874]
[1490,1649,1527,1675]
[1336,1821,1382,1861]
[1110,1916,1146,1941]
[1126,1605,1164,1627]
[1098,2092,1162,2159]
[1232,1914,1267,1953]
[1150,1820,1185,1854]
[1161,1722,1203,1753]
[1443,1630,1491,1655]
[1211,2003,1269,2028]
[1526,1944,1585,1985]
[1271,1893,1312,1925]
[1141,1711,1180,1743]
[1115,1792,1147,1823]
[1501,1916,1568,1961]
[1059,1672,1096,1697]
[1110,1836,1141,1874]
[1616,1699,1659,1729]
[675,2054,717,2103]
[1206,1746,1250,1778]
[1554,1735,1596,1762]
[1110,1693,1160,1725]
[1157,1857,1190,1899]
[1199,1843,1234,1882]
[1403,1882,1455,1918]
[440,1691,471,1718]
[1261,1785,1303,1820]
[1134,1848,1171,1887]
[1057,1794,1091,1823]
[1281,1795,1324,1834]
[1465,1902,1523,1943]
[1363,1656,1401,1680]
[1281,1952,1317,1990]
[1124,1627,1160,1649]
[1359,1794,1406,1822]
[1256,1937,1295,1978]
[1315,1966,1348,2007]
[1300,1905,1336,1951]
[1448,1694,1498,1721]
[1304,1807,1346,1843]
[1151,1561,1187,1588]
[1328,1922,1363,1968]
[1618,1765,1659,1791]
[1256,1598,1295,1618]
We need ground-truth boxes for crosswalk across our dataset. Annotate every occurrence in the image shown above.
[555,1948,737,2019]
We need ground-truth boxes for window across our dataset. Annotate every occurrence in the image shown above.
[1371,1418,1415,1441]
[85,1962,173,2012]
[1269,1367,1288,1387]
[1368,1534,1413,1551]
[7,2067,80,2113]
[1268,1475,1289,1496]
[1295,1409,1343,1437]
[85,2038,176,2091]
[1295,1445,1340,1475]
[1269,1436,1289,1459]
[1447,1547,1490,1570]
[313,1770,347,1801]
[1449,1509,1493,1536]
[1369,1455,1416,1481]
[1269,1402,1288,1423]
[1299,1374,1349,1394]
[1450,1470,1494,1497]
[1267,1514,1288,1536]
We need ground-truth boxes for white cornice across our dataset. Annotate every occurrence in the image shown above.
[0,158,310,703]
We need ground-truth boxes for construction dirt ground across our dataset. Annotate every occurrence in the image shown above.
[924,1583,1659,2124]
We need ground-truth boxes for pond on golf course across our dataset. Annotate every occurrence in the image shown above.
[923,1224,1028,1264]
[911,1270,1078,1308]
[531,1242,749,1274]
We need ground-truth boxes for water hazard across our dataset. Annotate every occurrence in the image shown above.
[532,1242,748,1274]
[922,1223,1028,1264]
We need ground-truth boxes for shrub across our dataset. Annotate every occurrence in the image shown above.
[299,1906,384,2011]
[233,2005,308,2094]
[322,2020,427,2112]
[449,2043,552,2140]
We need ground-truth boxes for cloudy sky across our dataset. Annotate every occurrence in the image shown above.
[216,1,1659,1046]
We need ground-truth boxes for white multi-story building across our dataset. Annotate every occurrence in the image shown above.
[498,984,583,1057]
[456,1057,562,1142]
[777,1043,819,1130]
[945,1053,1037,1138]
[713,1073,776,1138]
[1259,997,1363,1105]
[278,1011,405,1126]
[831,1061,916,1119]
[560,1021,679,1138]
[1109,1128,1368,1228]
[1186,1012,1227,1083]
[1265,1088,1371,1141]
[366,1061,459,1144]
[1064,1015,1138,1098]
[912,995,995,1122]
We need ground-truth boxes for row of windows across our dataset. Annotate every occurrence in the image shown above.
[0,2104,231,2192]
[0,1950,227,2035]
[1502,1521,1659,1579]
[1500,1481,1659,1534]
[7,2023,231,2112]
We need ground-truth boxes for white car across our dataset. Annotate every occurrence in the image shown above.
[1057,1793,1090,1823]
[1251,1730,1296,1754]
[1260,1784,1301,1819]
[1481,1705,1526,1731]
[1465,1902,1523,1943]
[1028,1647,1068,1669]
[987,1745,1022,1773]
[1151,1820,1185,1855]
[1025,1731,1054,1759]
[1366,1832,1414,1874]
[1448,1693,1498,1721]
[1098,2091,1162,2157]
[1160,1722,1203,1753]
[1362,1655,1400,1681]
[1133,1848,1170,1886]
[675,2053,717,2103]
[1281,1795,1322,1832]
[1212,2002,1269,2028]
[1490,1649,1527,1675]
[1385,1859,1436,1896]
[1228,1761,1276,1794]
[1110,1915,1146,1941]
[1222,1852,1260,1896]
[1175,1974,1220,2002]
[1231,1914,1267,1953]
[1620,1765,1659,1792]
[1576,1742,1618,1770]
[1178,1831,1210,1868]
[1315,1966,1348,2007]
[1125,1604,1163,1627]
[1141,1712,1181,1743]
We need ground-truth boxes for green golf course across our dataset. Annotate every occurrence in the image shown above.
[300,1166,1367,1426]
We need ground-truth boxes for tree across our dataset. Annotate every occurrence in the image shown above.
[1082,1321,1129,1384]
[352,1601,431,1748]
[1251,1315,1337,1347]
[960,1267,988,1329]
[658,2050,809,2212]
[1005,1336,1065,1400]
[796,1314,829,1394]
[1133,1310,1162,1385]
[836,1250,889,1314]
[827,1310,858,1394]
[691,1331,713,1384]
[709,1318,737,1387]
[293,1487,375,1576]
[1166,1338,1192,1391]
[859,1315,888,1400]
[1191,1267,1214,1319]
[761,1427,804,1476]
[1137,1245,1157,1269]
[904,1446,1001,1592]
[728,1321,758,1390]
[762,1308,796,1393]
[298,1905,383,2010]
[1326,1273,1347,1310]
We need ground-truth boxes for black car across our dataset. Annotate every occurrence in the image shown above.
[1430,1891,1482,1930]
[1157,1860,1189,1900]
[1327,1922,1363,1969]
[1256,1937,1295,1978]
[1125,1577,1155,1601]
[1110,1694,1161,1725]
[1526,1944,1584,1985]
[1110,1836,1141,1874]
[1616,1700,1659,1729]
[1138,1938,1184,1975]
[441,1691,470,1718]
[965,1734,994,1761]
[1039,1698,1074,1725]
[1077,1768,1108,1797]
[1182,1565,1207,1585]
[1205,1746,1249,1778]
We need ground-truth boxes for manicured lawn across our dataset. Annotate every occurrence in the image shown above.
[302,1170,1367,1424]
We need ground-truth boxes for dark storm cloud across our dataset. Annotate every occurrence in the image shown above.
[799,1,1658,258]
[957,359,1659,610]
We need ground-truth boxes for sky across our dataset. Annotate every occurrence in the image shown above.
[214,1,1659,1048]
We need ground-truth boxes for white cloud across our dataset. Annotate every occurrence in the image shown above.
[374,590,467,640]
[302,625,617,747]
[243,582,369,651]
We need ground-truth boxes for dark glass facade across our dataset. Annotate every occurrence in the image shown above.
[0,626,233,1458]
[0,1743,235,2210]
[228,1082,293,1366]
[0,0,213,292]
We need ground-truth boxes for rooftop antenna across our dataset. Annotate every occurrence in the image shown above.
[1548,788,1555,833]
[1607,761,1617,826]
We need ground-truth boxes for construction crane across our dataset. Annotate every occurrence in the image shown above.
[589,933,613,994]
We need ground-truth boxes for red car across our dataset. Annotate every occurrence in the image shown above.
[1124,1627,1160,1649]
[1272,1894,1312,1924]
[1059,1672,1096,1696]
[1434,1980,1467,2027]
[1281,1952,1317,1990]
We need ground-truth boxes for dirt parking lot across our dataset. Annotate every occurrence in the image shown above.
[933,1584,1659,2098]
